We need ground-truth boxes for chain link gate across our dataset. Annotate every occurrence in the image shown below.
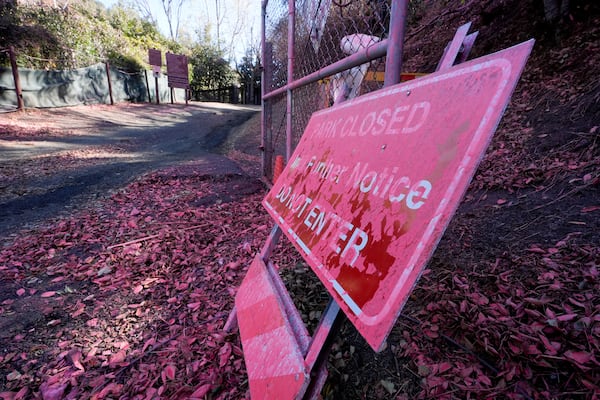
[262,0,394,180]
[240,2,535,397]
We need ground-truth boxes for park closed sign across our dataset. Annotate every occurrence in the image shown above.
[263,40,534,351]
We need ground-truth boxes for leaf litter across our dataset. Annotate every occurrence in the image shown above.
[1,164,270,399]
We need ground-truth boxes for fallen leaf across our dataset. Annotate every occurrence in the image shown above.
[6,371,21,381]
[66,349,85,371]
[86,318,98,327]
[581,206,600,213]
[39,382,67,400]
[109,349,127,365]
[162,365,176,383]
[41,291,56,298]
[96,383,123,398]
[97,266,112,276]
[564,350,592,365]
[477,373,492,386]
[219,343,232,368]
[14,388,28,400]
[557,313,578,322]
[380,380,395,394]
[71,303,85,318]
[142,338,156,352]
[190,384,212,399]
[0,391,16,400]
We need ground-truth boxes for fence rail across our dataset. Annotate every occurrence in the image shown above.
[193,85,260,105]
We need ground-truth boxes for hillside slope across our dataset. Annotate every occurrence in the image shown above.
[313,0,600,398]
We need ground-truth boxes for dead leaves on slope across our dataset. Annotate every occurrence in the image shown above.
[0,164,269,399]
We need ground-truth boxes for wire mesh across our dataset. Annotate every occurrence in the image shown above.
[263,0,391,176]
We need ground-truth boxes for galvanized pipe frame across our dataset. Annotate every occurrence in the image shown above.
[384,0,409,86]
[262,39,388,102]
[261,0,273,181]
[254,0,410,397]
[235,9,481,397]
[286,0,296,162]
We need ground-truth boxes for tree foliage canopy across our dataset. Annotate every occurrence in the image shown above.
[189,42,236,92]
[0,0,258,97]
[0,0,175,70]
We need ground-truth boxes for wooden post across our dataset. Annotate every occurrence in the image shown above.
[8,46,24,111]
[144,70,151,102]
[104,62,114,105]
[170,87,174,104]
[155,74,160,104]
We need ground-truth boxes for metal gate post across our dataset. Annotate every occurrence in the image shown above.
[436,22,472,71]
[144,70,152,103]
[383,0,409,86]
[262,42,274,180]
[286,0,295,162]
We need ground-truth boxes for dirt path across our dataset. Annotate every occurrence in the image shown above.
[0,102,260,238]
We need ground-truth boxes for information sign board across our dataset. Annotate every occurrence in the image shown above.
[148,48,162,67]
[166,53,190,89]
[262,40,534,351]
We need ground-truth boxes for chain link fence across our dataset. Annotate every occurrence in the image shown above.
[262,0,393,179]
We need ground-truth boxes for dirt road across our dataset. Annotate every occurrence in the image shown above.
[0,102,260,238]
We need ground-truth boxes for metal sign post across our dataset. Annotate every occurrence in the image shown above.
[149,49,162,104]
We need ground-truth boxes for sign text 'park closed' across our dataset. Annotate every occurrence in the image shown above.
[263,40,534,351]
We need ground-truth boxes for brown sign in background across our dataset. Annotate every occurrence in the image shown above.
[148,49,162,67]
[166,53,190,89]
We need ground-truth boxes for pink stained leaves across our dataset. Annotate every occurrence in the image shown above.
[132,284,144,295]
[218,343,232,368]
[398,237,600,398]
[0,167,268,398]
[161,365,176,383]
[66,349,85,371]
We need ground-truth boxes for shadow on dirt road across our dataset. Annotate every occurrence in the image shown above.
[0,102,261,238]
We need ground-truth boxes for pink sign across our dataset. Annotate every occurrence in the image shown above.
[236,257,309,398]
[263,40,534,351]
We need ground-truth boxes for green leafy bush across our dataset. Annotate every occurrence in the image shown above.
[0,0,173,71]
